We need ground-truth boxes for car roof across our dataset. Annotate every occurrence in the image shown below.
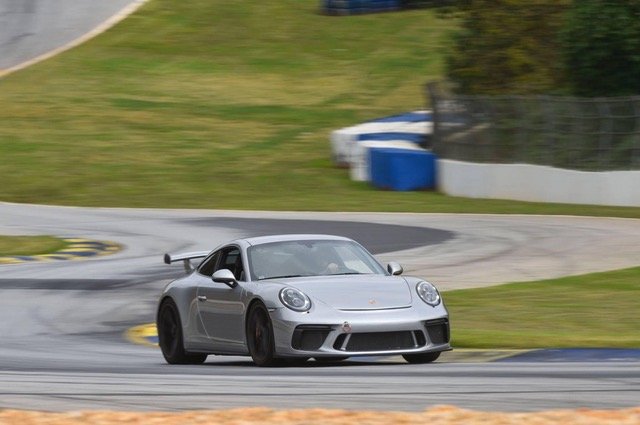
[241,234,353,246]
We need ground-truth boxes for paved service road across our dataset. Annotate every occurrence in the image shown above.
[0,202,639,412]
[0,0,143,73]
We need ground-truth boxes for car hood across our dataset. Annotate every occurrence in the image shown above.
[284,275,413,310]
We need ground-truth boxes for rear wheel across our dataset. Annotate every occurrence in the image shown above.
[402,351,440,364]
[157,299,207,365]
[247,303,278,367]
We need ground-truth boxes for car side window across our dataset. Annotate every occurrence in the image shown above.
[198,252,220,277]
[216,247,245,281]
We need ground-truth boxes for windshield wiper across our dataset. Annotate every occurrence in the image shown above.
[259,274,304,280]
[328,272,363,276]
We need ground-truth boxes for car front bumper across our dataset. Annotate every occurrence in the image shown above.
[269,304,451,358]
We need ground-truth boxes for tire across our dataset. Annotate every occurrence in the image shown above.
[157,299,207,365]
[402,351,440,364]
[315,356,349,362]
[246,303,278,367]
[284,357,310,366]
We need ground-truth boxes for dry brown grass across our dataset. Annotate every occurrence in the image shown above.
[1,406,639,425]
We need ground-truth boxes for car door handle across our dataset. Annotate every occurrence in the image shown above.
[197,295,207,302]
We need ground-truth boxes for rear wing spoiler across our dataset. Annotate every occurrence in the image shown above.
[163,251,209,273]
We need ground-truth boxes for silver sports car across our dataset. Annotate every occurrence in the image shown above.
[157,234,451,366]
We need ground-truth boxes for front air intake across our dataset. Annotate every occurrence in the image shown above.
[424,318,450,344]
[291,325,332,351]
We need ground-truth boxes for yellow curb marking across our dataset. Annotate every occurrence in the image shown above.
[126,323,159,348]
[0,258,22,265]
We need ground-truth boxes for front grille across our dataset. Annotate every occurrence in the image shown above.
[291,325,332,351]
[333,331,424,352]
[425,318,450,344]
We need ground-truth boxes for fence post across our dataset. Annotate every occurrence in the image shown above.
[596,100,612,170]
[426,82,441,155]
[633,97,640,169]
[540,96,556,167]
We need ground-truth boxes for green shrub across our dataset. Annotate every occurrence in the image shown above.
[446,0,569,95]
[561,0,640,97]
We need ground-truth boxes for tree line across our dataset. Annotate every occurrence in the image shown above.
[446,0,640,97]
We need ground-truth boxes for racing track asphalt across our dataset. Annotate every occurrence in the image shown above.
[0,202,639,412]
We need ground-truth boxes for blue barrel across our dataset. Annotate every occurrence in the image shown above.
[369,148,437,191]
[324,0,350,14]
[323,0,399,14]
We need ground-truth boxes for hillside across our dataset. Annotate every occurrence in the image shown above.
[2,0,640,217]
[0,0,460,210]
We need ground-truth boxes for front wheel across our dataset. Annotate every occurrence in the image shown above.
[284,357,310,366]
[315,356,349,362]
[402,351,440,364]
[157,299,207,365]
[247,303,278,367]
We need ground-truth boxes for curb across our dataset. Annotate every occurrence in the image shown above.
[0,238,121,265]
[126,323,158,348]
[498,348,640,362]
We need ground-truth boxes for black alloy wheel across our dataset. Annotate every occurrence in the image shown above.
[402,351,441,364]
[157,299,207,365]
[247,303,278,367]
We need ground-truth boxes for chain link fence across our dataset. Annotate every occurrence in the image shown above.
[426,83,640,171]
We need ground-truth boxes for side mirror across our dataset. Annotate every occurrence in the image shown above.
[387,262,403,276]
[212,269,238,288]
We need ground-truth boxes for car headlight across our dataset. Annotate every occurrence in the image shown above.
[279,287,311,312]
[416,281,440,306]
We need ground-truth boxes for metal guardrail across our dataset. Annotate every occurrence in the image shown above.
[427,83,640,171]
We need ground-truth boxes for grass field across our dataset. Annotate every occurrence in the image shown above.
[0,236,69,257]
[0,0,639,217]
[445,267,640,348]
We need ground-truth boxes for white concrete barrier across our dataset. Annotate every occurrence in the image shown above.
[438,159,640,207]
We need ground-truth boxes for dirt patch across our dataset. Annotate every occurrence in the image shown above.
[1,406,639,425]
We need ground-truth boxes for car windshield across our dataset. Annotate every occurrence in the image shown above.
[248,239,386,281]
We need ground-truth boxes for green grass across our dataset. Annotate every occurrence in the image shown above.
[0,0,638,217]
[0,0,453,209]
[0,236,69,257]
[444,267,640,348]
